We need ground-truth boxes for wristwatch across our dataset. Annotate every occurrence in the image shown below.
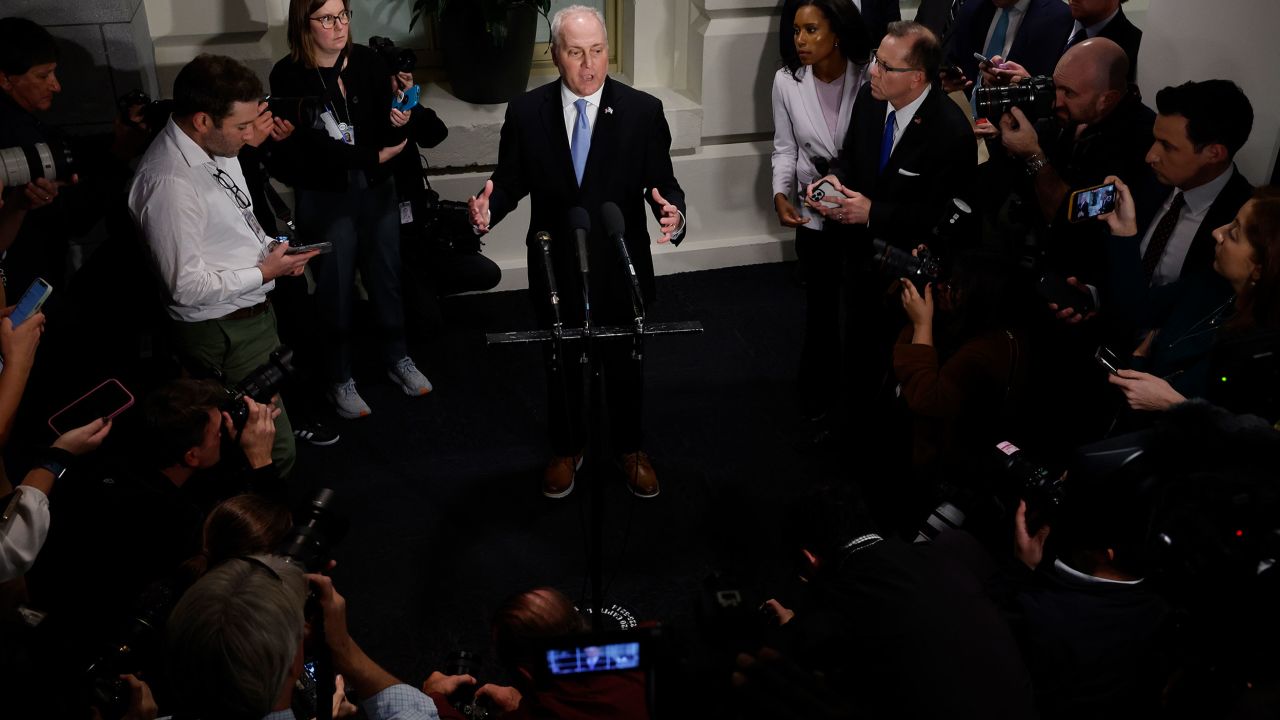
[1025,153,1049,176]
[36,447,73,480]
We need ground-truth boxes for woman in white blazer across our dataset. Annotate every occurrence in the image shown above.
[771,0,871,441]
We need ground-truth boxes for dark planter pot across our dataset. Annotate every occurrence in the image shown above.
[440,4,538,104]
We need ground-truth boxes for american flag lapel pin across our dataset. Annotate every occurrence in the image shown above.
[913,116,923,125]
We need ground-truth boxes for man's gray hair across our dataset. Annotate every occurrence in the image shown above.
[549,5,608,49]
[167,555,307,720]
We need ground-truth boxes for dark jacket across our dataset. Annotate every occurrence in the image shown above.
[948,0,1074,81]
[486,77,685,323]
[858,0,903,46]
[1094,5,1142,80]
[268,43,407,191]
[833,83,977,254]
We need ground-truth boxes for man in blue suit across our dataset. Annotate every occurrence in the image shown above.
[945,0,1073,89]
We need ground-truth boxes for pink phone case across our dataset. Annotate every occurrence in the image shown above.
[48,378,135,435]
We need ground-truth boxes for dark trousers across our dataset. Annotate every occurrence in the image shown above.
[295,173,407,383]
[527,245,643,457]
[796,223,850,418]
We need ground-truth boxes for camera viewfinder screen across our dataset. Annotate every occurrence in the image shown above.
[1072,184,1117,221]
[546,642,641,675]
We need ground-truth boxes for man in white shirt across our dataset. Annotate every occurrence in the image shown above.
[128,55,318,477]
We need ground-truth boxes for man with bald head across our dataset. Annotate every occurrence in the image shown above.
[468,6,686,500]
[997,36,1157,279]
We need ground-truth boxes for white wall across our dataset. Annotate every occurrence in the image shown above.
[1138,0,1280,184]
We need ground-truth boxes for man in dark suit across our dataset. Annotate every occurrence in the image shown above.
[947,0,1073,87]
[1098,80,1255,334]
[806,21,975,433]
[468,7,685,500]
[1063,0,1141,80]
[856,0,902,47]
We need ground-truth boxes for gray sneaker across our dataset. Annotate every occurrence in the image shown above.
[329,379,372,419]
[388,357,433,396]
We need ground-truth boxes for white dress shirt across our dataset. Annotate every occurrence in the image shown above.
[128,118,273,322]
[1139,166,1235,286]
[0,487,48,583]
[560,80,685,240]
[885,84,931,155]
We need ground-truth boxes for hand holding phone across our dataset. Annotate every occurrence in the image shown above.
[285,241,334,255]
[1037,272,1095,315]
[1068,182,1118,223]
[1095,345,1122,375]
[808,180,843,209]
[9,278,53,327]
[48,379,135,436]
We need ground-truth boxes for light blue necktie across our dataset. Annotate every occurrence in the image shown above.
[571,98,590,186]
[984,8,1010,61]
[879,111,896,174]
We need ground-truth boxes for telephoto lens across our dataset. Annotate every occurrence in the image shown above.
[0,141,75,186]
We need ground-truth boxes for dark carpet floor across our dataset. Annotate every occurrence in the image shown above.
[290,261,846,694]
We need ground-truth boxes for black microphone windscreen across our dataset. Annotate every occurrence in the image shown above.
[568,206,591,234]
[601,202,626,239]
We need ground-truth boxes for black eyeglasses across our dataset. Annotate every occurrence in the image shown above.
[212,167,251,210]
[309,10,352,29]
[871,50,920,74]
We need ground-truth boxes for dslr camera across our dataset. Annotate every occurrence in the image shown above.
[974,75,1055,123]
[369,35,418,74]
[221,347,294,430]
[872,240,943,292]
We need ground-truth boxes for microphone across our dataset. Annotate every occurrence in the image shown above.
[535,231,562,331]
[600,201,645,324]
[568,207,592,332]
[568,206,591,276]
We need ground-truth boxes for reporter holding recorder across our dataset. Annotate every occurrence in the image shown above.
[770,0,870,447]
[270,0,431,420]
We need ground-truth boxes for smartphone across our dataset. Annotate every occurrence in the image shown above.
[392,84,421,111]
[808,180,842,209]
[1095,345,1122,375]
[973,52,991,66]
[9,278,53,327]
[940,64,964,81]
[1036,272,1095,314]
[285,241,334,255]
[1068,182,1118,223]
[48,378,135,436]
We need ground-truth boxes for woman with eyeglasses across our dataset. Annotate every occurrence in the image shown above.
[1102,178,1280,422]
[269,0,432,421]
[771,0,871,447]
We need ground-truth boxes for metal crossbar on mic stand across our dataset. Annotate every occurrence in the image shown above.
[485,227,702,629]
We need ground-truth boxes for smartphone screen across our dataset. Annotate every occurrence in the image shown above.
[546,641,641,675]
[10,278,53,327]
[1069,183,1117,222]
[48,379,135,435]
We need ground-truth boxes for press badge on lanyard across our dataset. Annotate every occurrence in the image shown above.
[320,109,356,146]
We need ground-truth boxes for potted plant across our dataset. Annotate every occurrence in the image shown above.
[409,0,553,104]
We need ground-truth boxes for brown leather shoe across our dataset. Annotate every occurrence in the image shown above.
[621,451,659,498]
[543,454,582,499]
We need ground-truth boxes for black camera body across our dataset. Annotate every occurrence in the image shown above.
[266,95,326,129]
[995,441,1066,531]
[369,35,418,74]
[221,347,294,430]
[418,188,480,254]
[974,75,1056,123]
[443,650,494,719]
[872,240,944,292]
[117,89,175,137]
[278,488,347,573]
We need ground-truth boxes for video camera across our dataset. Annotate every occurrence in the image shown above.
[974,75,1055,123]
[221,347,294,430]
